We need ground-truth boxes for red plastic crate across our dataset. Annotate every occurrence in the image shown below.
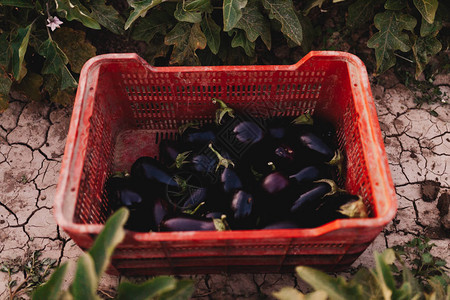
[54,51,397,275]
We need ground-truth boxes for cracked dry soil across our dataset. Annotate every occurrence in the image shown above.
[0,74,449,299]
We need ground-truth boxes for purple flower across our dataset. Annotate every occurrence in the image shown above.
[46,16,63,31]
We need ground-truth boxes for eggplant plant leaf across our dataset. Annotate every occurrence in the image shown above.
[262,0,302,46]
[223,0,247,32]
[367,10,417,74]
[229,29,255,57]
[89,0,125,35]
[132,9,173,43]
[412,35,442,79]
[0,68,12,113]
[413,0,438,24]
[201,14,221,54]
[174,3,202,23]
[273,287,328,300]
[302,0,326,15]
[88,207,128,278]
[38,38,77,90]
[165,22,207,65]
[53,27,96,73]
[158,279,196,300]
[0,0,34,7]
[347,0,382,29]
[0,33,9,67]
[125,0,165,30]
[12,72,43,102]
[31,263,69,300]
[55,0,101,30]
[384,0,407,10]
[11,25,32,80]
[420,15,442,37]
[184,0,212,12]
[70,253,100,300]
[116,277,177,300]
[296,266,364,300]
[235,0,271,50]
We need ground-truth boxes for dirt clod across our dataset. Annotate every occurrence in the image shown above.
[421,180,441,202]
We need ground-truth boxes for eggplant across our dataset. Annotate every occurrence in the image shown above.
[158,140,183,166]
[299,132,334,160]
[153,198,167,226]
[233,121,264,144]
[221,168,243,192]
[289,166,321,183]
[290,182,331,213]
[192,154,217,174]
[231,190,253,219]
[160,215,216,231]
[262,172,289,194]
[185,130,216,144]
[181,187,207,210]
[263,220,299,229]
[104,176,156,232]
[131,157,178,187]
[274,145,295,160]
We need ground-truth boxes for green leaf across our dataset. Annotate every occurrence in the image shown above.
[296,266,363,300]
[0,33,10,67]
[262,0,302,46]
[165,22,207,65]
[12,72,43,101]
[32,262,69,300]
[125,0,165,30]
[38,38,77,90]
[373,249,397,299]
[174,2,202,23]
[184,0,211,12]
[70,253,100,300]
[223,0,247,31]
[11,24,31,80]
[420,16,442,37]
[230,29,255,57]
[384,0,406,10]
[273,287,328,300]
[131,9,173,43]
[158,279,195,300]
[412,35,442,79]
[413,0,438,24]
[302,0,326,15]
[88,207,128,278]
[0,0,34,8]
[201,14,221,54]
[55,0,101,29]
[350,268,382,299]
[347,0,382,29]
[235,0,271,49]
[367,11,417,74]
[0,64,12,113]
[89,0,126,35]
[116,276,177,300]
[52,27,96,73]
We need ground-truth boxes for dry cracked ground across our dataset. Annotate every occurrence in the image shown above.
[0,73,449,299]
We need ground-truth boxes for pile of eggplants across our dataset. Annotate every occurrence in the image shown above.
[105,99,368,232]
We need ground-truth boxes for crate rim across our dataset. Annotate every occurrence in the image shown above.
[54,51,397,241]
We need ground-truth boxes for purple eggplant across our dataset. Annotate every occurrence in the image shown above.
[289,166,321,183]
[160,216,216,231]
[131,157,178,187]
[233,121,264,144]
[290,179,343,214]
[299,132,334,160]
[231,190,253,219]
[181,187,207,210]
[263,220,299,229]
[192,154,217,174]
[153,198,167,226]
[262,172,289,194]
[274,144,295,160]
[221,168,243,192]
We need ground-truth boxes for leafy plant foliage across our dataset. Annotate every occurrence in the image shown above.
[0,0,448,111]
[274,236,450,300]
[31,207,194,299]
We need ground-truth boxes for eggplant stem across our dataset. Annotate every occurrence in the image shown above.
[174,151,192,169]
[208,143,235,171]
[338,195,368,218]
[326,150,344,176]
[178,121,200,135]
[292,110,314,125]
[314,179,345,198]
[183,201,205,215]
[212,98,235,124]
[213,215,230,231]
